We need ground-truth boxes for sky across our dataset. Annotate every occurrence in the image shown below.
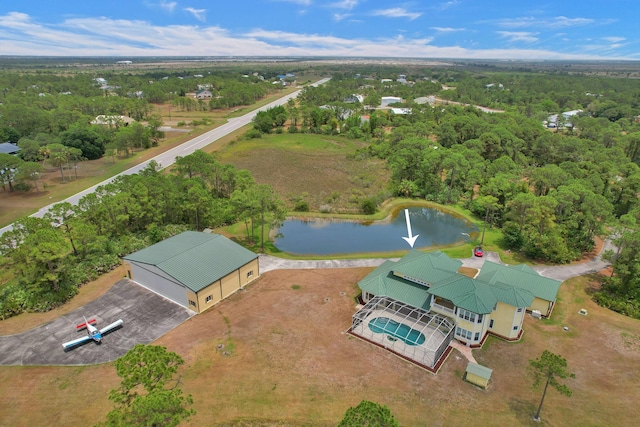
[0,0,638,60]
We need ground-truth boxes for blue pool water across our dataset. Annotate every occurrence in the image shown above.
[368,317,426,346]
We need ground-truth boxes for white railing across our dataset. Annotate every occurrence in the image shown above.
[431,302,455,316]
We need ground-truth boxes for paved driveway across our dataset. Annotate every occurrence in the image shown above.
[0,280,193,366]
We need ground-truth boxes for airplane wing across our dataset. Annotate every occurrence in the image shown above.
[99,319,124,334]
[62,335,93,349]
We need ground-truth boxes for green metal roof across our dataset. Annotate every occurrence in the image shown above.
[393,250,462,284]
[476,261,561,302]
[124,231,258,293]
[466,362,493,379]
[429,276,497,314]
[358,251,556,315]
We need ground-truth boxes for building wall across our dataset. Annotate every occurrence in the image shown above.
[529,297,552,317]
[126,261,188,308]
[465,372,489,389]
[221,271,240,299]
[489,302,520,338]
[194,258,259,314]
[238,258,259,287]
[193,285,221,313]
[454,310,489,345]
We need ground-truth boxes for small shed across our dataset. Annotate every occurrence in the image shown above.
[464,362,492,389]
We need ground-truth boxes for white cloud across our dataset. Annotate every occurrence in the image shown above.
[331,0,359,10]
[435,1,460,10]
[159,1,177,13]
[0,13,632,60]
[497,31,539,43]
[184,7,206,22]
[602,36,625,43]
[431,27,465,33]
[498,16,594,29]
[333,13,351,22]
[371,8,422,20]
[277,0,313,5]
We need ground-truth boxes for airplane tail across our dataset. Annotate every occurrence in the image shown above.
[76,317,97,329]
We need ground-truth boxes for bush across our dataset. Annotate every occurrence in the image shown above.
[360,198,377,215]
[293,200,309,212]
[245,129,262,139]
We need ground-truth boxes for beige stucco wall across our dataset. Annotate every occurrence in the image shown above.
[194,283,222,313]
[455,313,489,345]
[489,302,520,338]
[466,372,489,389]
[193,258,260,314]
[221,272,240,299]
[186,289,200,312]
[238,258,259,287]
[529,297,552,317]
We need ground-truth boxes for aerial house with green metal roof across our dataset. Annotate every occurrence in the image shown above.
[350,250,561,370]
[123,231,259,313]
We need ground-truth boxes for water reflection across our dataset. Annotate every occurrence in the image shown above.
[273,206,477,255]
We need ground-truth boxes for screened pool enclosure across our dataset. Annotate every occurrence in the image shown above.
[350,296,455,370]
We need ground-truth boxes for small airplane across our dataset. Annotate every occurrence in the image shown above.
[62,316,123,350]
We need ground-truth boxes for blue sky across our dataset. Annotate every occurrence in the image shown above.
[0,0,638,60]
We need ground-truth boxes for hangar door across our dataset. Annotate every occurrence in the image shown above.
[129,262,188,308]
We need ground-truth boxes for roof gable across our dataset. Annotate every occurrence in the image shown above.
[476,261,561,302]
[429,276,497,314]
[124,231,257,293]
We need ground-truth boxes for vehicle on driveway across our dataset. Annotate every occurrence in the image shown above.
[474,246,484,257]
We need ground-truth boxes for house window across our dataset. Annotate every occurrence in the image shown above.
[189,300,196,307]
[474,332,480,341]
[455,327,473,340]
[517,307,524,313]
[477,314,483,324]
[513,325,519,331]
[489,319,494,328]
[247,270,253,278]
[205,295,213,303]
[457,309,477,323]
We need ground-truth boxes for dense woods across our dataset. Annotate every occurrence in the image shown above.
[1,60,640,319]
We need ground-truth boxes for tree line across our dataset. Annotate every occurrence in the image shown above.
[251,67,640,318]
[0,151,285,319]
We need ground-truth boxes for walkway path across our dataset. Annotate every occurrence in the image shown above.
[259,239,613,282]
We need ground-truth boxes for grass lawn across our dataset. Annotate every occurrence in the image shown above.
[1,269,638,426]
[216,133,391,213]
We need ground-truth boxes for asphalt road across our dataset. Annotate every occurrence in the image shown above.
[0,78,331,237]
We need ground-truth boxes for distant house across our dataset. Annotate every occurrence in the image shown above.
[391,107,412,115]
[91,115,135,127]
[547,109,582,129]
[0,142,20,155]
[381,96,402,107]
[195,89,213,99]
[344,94,364,104]
[123,231,259,313]
[350,250,560,371]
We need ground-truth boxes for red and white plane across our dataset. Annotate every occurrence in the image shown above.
[62,316,123,349]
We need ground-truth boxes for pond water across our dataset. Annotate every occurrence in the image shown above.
[273,206,477,255]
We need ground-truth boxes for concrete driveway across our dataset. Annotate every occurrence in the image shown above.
[0,279,193,366]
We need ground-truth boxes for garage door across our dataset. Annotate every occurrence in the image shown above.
[130,262,188,308]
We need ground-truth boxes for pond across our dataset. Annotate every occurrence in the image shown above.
[273,206,477,255]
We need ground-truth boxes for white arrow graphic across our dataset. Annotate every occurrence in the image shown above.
[402,208,419,248]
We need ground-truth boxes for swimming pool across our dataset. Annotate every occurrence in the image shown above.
[368,317,426,346]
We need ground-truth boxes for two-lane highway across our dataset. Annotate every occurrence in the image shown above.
[0,78,331,236]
